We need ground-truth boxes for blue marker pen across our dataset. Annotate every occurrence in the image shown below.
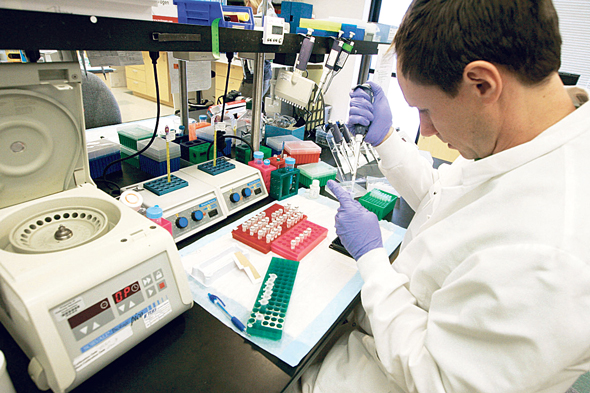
[208,293,246,333]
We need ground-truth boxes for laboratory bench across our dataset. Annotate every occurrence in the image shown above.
[0,7,395,392]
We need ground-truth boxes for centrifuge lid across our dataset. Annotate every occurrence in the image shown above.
[0,62,91,209]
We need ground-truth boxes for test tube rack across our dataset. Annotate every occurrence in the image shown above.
[231,203,307,254]
[231,203,328,261]
[246,257,299,340]
[143,174,189,196]
[197,157,236,176]
[269,168,300,201]
[270,219,328,261]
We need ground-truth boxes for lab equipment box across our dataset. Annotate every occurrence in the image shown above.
[87,139,121,179]
[265,135,302,155]
[236,144,272,164]
[137,138,181,177]
[174,0,254,30]
[117,124,153,150]
[278,1,313,34]
[120,144,140,168]
[264,124,305,143]
[297,161,337,187]
[283,140,321,165]
[358,188,398,220]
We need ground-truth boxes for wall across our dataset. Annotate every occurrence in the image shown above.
[304,0,373,122]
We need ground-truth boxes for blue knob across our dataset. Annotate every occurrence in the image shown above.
[191,210,204,221]
[230,193,241,203]
[175,217,189,228]
[242,188,252,198]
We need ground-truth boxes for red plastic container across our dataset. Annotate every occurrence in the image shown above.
[268,155,287,169]
[271,219,328,261]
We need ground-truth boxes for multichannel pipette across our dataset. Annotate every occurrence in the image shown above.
[349,84,374,188]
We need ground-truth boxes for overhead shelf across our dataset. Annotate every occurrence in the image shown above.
[0,8,382,55]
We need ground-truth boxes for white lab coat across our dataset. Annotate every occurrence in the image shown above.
[298,94,590,393]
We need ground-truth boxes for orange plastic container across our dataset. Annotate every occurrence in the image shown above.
[189,122,212,141]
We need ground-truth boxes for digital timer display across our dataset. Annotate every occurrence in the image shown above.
[112,281,141,304]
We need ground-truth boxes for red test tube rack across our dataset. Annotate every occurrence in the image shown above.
[270,219,328,261]
[232,203,307,253]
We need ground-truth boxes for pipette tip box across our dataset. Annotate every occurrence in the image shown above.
[297,161,337,187]
[137,138,181,177]
[283,140,321,165]
[87,139,121,179]
[246,257,299,340]
[117,124,153,150]
[358,189,398,220]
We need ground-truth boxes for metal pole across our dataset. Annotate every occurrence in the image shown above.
[251,52,265,150]
[178,59,189,133]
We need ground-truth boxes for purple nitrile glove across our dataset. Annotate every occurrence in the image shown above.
[327,180,383,260]
[347,81,392,146]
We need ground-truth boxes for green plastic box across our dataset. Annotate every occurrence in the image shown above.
[298,161,337,187]
[358,189,398,220]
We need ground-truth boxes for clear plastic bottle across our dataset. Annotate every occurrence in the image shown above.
[309,179,320,199]
[199,114,208,123]
[285,157,296,171]
[254,151,264,165]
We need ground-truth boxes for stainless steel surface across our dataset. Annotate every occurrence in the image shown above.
[179,59,189,134]
[251,53,265,151]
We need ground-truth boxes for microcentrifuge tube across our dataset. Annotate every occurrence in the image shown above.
[291,239,296,250]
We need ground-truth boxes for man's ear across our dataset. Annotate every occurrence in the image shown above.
[463,61,502,104]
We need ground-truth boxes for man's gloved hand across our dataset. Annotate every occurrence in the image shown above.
[347,81,392,146]
[327,180,383,260]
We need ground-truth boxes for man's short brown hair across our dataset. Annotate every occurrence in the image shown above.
[394,0,562,96]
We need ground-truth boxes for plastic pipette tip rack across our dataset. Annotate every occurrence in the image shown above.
[246,257,299,340]
[231,203,307,254]
[198,157,236,176]
[143,175,189,196]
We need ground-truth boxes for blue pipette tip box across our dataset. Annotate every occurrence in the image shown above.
[143,175,188,196]
[198,158,235,176]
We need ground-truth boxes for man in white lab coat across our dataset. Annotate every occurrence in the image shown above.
[293,0,590,392]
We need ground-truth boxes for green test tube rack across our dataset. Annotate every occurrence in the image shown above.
[246,257,299,340]
[269,168,300,201]
[358,189,398,220]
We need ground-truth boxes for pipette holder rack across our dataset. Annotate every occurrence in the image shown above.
[358,189,398,220]
[246,257,299,340]
[188,141,211,165]
[197,157,236,176]
[270,168,300,200]
[232,203,307,254]
[143,175,189,196]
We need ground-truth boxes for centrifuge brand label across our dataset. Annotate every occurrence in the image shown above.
[73,325,132,372]
[53,297,85,322]
[143,299,172,328]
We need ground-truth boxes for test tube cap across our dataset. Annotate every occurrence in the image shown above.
[285,157,296,166]
[199,114,208,122]
[146,205,163,219]
[254,151,264,160]
[263,159,271,166]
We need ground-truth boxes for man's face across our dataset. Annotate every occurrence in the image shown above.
[397,64,497,160]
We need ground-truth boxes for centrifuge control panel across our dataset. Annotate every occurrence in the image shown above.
[49,252,186,381]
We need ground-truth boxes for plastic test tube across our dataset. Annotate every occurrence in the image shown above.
[254,151,264,165]
[285,157,296,171]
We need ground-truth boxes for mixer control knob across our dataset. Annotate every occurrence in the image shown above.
[175,217,189,228]
[191,210,204,221]
[230,192,241,203]
[242,188,252,198]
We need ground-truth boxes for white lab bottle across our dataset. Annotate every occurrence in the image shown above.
[309,179,320,199]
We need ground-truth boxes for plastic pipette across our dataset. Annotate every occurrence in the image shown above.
[349,84,374,188]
